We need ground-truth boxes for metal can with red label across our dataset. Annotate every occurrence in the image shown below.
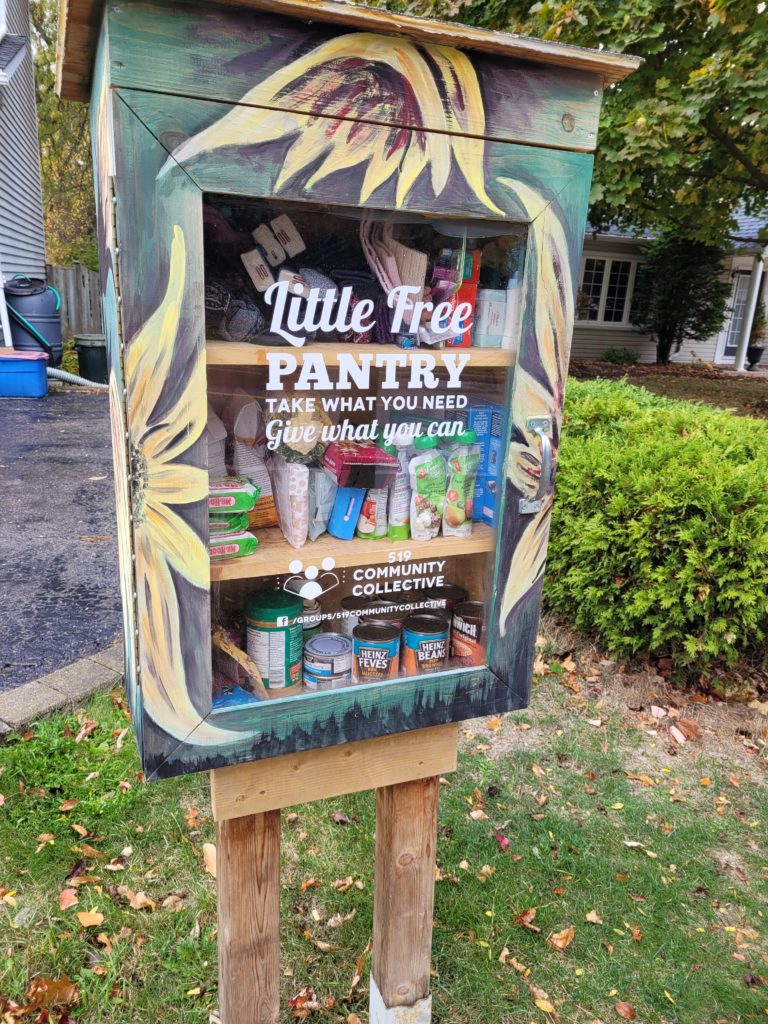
[450,600,486,667]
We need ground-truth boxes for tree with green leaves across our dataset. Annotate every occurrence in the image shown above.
[30,0,97,269]
[381,0,768,246]
[629,235,731,364]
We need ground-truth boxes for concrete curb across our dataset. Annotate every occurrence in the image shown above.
[0,641,125,735]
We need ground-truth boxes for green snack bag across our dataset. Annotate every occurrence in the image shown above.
[208,476,260,513]
[209,510,249,535]
[443,429,481,538]
[209,530,260,560]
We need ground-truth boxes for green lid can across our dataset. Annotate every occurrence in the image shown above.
[245,590,304,690]
[414,434,438,451]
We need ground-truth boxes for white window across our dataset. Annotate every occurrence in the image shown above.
[577,256,638,325]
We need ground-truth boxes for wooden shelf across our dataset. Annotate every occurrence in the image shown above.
[206,340,515,369]
[210,523,496,582]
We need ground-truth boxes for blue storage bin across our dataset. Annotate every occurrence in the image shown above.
[0,350,49,397]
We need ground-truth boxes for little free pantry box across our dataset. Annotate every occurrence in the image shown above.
[57,0,638,779]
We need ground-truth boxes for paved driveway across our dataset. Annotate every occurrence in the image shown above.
[0,391,121,691]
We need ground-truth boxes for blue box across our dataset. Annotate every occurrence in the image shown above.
[458,401,504,523]
[0,350,48,397]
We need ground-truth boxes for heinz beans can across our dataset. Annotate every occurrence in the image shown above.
[401,613,449,674]
[352,624,400,682]
[451,600,486,667]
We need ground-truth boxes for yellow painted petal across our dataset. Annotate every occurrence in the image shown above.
[144,499,209,591]
[136,548,233,744]
[146,464,209,503]
[499,501,552,632]
[144,351,207,465]
[125,226,186,436]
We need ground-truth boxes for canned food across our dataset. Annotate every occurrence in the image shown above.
[304,633,353,691]
[245,590,304,690]
[451,600,486,667]
[359,603,407,630]
[352,624,400,682]
[419,584,468,612]
[401,613,449,675]
[300,598,323,641]
[341,596,398,637]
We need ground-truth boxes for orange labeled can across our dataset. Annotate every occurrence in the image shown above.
[401,614,449,675]
[450,601,486,667]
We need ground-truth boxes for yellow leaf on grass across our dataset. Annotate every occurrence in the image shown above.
[535,997,556,1013]
[76,910,104,927]
[203,843,217,878]
[547,925,574,951]
[585,910,602,924]
[486,716,502,732]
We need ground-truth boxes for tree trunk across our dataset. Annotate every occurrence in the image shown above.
[656,331,675,365]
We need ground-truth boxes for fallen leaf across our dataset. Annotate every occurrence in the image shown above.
[331,812,352,825]
[587,718,603,727]
[625,772,655,787]
[614,1002,636,1020]
[585,910,603,924]
[26,975,79,1007]
[547,925,575,951]
[699,777,711,787]
[300,878,319,892]
[677,718,702,740]
[328,909,356,929]
[494,832,510,852]
[469,808,489,821]
[59,888,79,910]
[486,716,502,731]
[333,876,353,892]
[58,799,79,812]
[669,725,687,745]
[515,907,541,933]
[476,864,496,882]
[76,910,104,927]
[561,655,576,673]
[96,932,113,953]
[650,705,667,719]
[728,774,741,787]
[117,886,156,911]
[532,764,546,779]
[628,924,642,942]
[203,843,217,878]
[71,824,89,838]
[535,997,556,1014]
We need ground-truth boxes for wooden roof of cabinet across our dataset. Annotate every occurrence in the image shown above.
[56,0,639,103]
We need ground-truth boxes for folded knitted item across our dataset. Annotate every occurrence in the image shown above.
[205,280,231,313]
[221,298,267,342]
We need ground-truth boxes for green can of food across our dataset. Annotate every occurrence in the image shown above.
[245,590,304,690]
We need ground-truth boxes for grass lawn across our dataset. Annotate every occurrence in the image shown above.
[1,626,766,1023]
[570,361,768,419]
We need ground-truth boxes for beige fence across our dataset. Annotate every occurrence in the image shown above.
[46,262,102,339]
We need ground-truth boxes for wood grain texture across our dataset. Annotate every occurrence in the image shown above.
[211,724,457,819]
[217,810,281,1024]
[210,523,496,581]
[117,87,593,225]
[56,0,640,102]
[206,340,515,369]
[372,776,439,1009]
[105,1,603,152]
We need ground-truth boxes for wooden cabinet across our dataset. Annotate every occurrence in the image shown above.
[57,0,638,779]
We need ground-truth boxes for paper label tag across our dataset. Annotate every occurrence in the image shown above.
[252,224,286,266]
[241,249,276,293]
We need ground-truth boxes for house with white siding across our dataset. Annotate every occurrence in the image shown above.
[0,0,46,344]
[572,213,768,367]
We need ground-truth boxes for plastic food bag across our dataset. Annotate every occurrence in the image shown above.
[268,455,309,548]
[307,467,337,541]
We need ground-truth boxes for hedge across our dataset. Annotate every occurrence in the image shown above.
[545,378,768,676]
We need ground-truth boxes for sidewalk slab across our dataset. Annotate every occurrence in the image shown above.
[90,640,125,675]
[0,647,124,733]
[40,658,120,702]
[0,681,70,731]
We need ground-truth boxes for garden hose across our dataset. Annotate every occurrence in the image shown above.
[47,366,108,391]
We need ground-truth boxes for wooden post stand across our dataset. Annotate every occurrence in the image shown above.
[211,725,457,1024]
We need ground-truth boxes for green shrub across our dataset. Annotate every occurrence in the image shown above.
[546,379,768,675]
[600,346,640,365]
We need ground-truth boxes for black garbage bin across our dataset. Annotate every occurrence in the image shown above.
[74,334,108,384]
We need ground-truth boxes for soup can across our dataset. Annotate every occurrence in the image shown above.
[245,590,303,690]
[352,623,400,682]
[401,613,449,675]
[341,596,399,637]
[419,584,468,614]
[304,633,353,690]
[451,600,486,667]
[359,602,407,631]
